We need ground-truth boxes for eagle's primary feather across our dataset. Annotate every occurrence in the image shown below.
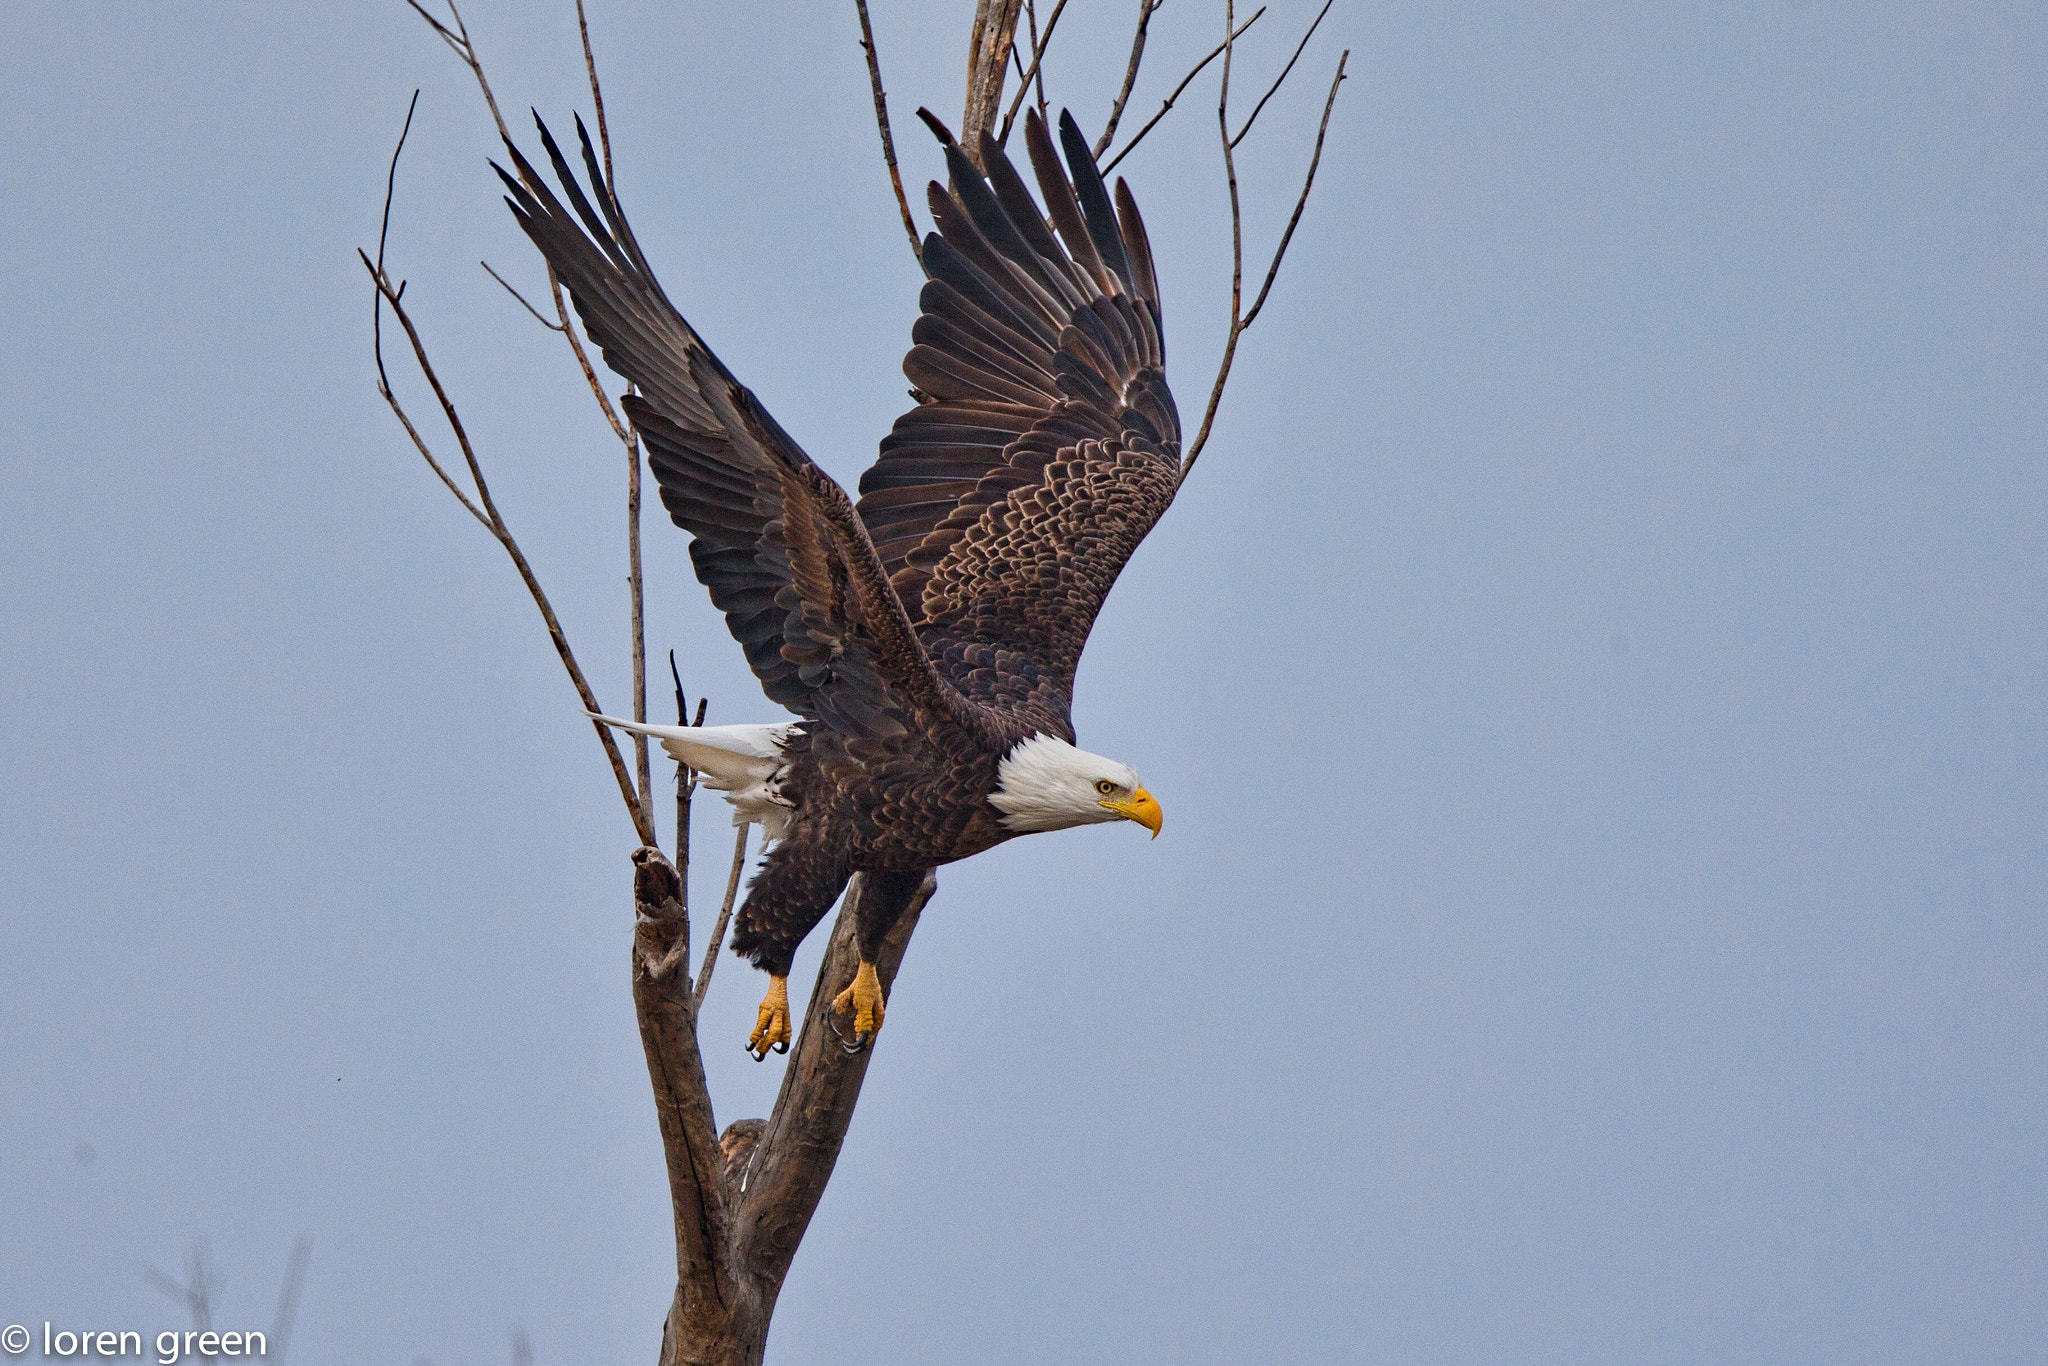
[498,107,1178,1053]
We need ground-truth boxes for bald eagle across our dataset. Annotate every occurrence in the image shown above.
[500,107,1178,1057]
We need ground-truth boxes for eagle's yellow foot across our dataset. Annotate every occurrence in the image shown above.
[747,976,791,1061]
[830,959,886,1052]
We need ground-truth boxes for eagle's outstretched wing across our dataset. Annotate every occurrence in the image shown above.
[496,117,964,741]
[857,110,1182,737]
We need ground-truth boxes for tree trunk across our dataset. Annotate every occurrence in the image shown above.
[635,850,935,1366]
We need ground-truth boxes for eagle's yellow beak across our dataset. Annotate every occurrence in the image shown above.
[1100,786,1163,838]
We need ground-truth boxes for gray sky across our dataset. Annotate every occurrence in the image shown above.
[4,3,2045,1362]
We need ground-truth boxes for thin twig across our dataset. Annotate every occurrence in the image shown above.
[1094,0,1163,158]
[1185,0,1245,483]
[1022,0,1050,132]
[570,5,648,821]
[415,3,635,446]
[403,0,511,142]
[372,95,491,530]
[450,0,643,824]
[536,267,630,448]
[669,657,705,873]
[1029,0,1051,129]
[566,13,648,824]
[694,823,751,1010]
[374,365,491,529]
[1180,46,1348,480]
[1102,5,1265,174]
[854,0,922,265]
[360,225,647,843]
[996,0,1070,144]
[626,410,650,820]
[364,96,651,839]
[1231,0,1331,148]
[481,260,566,331]
[372,91,421,404]
[574,0,613,186]
[1241,49,1347,330]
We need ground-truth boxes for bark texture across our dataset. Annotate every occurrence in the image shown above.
[961,0,1024,167]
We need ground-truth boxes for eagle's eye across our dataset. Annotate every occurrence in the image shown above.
[1094,779,1117,796]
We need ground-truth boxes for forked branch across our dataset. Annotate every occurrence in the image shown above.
[1231,0,1333,148]
[361,100,654,847]
[403,0,511,141]
[1102,5,1266,174]
[996,0,1071,144]
[408,0,656,830]
[1180,4,1348,479]
[481,260,566,331]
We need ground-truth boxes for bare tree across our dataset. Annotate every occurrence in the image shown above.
[366,4,1343,1361]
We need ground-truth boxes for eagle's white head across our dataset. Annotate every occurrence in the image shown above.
[988,733,1163,837]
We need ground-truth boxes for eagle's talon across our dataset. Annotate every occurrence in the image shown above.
[823,1010,865,1055]
[747,975,791,1062]
[829,959,886,1052]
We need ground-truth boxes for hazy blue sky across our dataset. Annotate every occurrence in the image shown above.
[4,3,2045,1362]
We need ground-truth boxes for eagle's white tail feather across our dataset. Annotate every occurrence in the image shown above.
[583,713,793,791]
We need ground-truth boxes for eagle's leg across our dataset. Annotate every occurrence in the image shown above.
[731,833,851,1061]
[749,976,791,1059]
[830,960,886,1048]
[830,868,928,1053]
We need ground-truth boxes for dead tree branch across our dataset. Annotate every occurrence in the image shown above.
[481,259,566,330]
[404,0,511,141]
[1232,0,1332,148]
[361,102,653,846]
[1102,5,1265,174]
[629,847,735,1354]
[997,0,1070,144]
[1179,8,1348,480]
[1024,0,1052,130]
[695,824,751,1010]
[1239,50,1347,333]
[854,0,923,264]
[568,1,653,823]
[408,0,655,831]
[627,848,935,1364]
[1094,0,1164,157]
[575,0,614,187]
[267,1237,311,1364]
